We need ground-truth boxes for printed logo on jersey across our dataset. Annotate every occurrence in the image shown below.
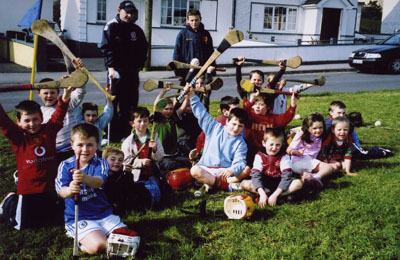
[33,137,41,144]
[34,146,46,157]
[130,32,137,41]
[203,36,208,43]
[78,221,88,229]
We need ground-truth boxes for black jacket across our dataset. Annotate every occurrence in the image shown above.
[100,14,148,71]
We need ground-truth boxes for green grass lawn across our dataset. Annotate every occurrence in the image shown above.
[1,89,400,259]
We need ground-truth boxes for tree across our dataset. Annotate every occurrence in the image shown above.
[360,0,382,33]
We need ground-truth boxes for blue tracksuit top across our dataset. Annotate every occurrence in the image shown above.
[173,23,214,66]
[55,155,112,224]
[190,95,247,176]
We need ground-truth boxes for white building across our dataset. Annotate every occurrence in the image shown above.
[380,0,400,34]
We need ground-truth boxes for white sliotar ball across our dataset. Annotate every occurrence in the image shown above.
[375,121,382,126]
[194,190,202,198]
[294,114,301,120]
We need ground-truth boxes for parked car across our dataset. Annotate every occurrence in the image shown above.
[349,33,400,73]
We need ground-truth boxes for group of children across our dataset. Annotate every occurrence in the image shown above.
[0,10,393,259]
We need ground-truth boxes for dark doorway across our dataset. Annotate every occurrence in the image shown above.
[320,8,341,43]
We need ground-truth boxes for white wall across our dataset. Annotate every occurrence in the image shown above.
[150,43,376,67]
[0,0,53,35]
[381,0,400,34]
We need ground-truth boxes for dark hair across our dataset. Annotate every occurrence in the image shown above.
[249,70,265,82]
[228,107,248,124]
[81,102,98,115]
[71,123,99,144]
[220,96,240,111]
[15,100,43,120]
[37,78,60,93]
[187,9,201,18]
[131,106,150,121]
[329,101,346,111]
[301,112,325,144]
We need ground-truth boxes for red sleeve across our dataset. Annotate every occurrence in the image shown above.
[272,105,296,127]
[196,131,206,153]
[0,104,22,142]
[243,98,253,113]
[47,96,69,129]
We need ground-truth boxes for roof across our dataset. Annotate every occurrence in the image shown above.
[302,0,322,5]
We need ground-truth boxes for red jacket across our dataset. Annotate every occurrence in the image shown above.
[243,98,295,149]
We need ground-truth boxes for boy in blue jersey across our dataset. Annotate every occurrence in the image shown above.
[184,84,249,191]
[56,123,126,255]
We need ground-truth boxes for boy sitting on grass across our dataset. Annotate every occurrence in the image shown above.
[121,107,164,208]
[0,87,71,230]
[56,123,128,255]
[103,147,151,214]
[240,128,303,207]
[184,83,249,191]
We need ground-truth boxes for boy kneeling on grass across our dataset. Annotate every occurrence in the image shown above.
[56,123,133,255]
[184,83,249,191]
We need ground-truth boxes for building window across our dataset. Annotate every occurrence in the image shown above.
[161,0,201,26]
[97,0,107,22]
[263,6,297,31]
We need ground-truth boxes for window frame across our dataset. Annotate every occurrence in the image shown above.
[263,5,298,32]
[161,0,201,27]
[97,0,107,22]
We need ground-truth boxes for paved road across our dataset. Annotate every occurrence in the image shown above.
[1,71,400,111]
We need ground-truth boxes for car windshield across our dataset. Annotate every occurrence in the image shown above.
[382,33,400,45]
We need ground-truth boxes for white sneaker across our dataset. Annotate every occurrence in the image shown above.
[0,192,16,215]
[229,182,242,192]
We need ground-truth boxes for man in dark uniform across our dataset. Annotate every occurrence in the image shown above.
[100,1,148,142]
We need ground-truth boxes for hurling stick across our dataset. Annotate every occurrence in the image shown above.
[0,69,88,92]
[31,20,115,101]
[73,153,80,260]
[232,56,302,69]
[285,75,326,86]
[240,79,294,96]
[148,97,171,157]
[143,78,223,93]
[166,61,226,72]
[176,30,244,101]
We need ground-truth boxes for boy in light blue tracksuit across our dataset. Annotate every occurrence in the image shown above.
[184,84,249,191]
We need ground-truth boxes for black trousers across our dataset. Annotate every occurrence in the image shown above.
[107,70,140,142]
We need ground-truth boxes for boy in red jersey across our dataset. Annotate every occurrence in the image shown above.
[0,87,72,229]
[244,90,298,166]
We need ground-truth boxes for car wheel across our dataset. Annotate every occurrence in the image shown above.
[387,57,400,73]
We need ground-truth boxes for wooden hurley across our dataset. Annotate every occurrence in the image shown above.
[31,20,115,101]
[176,30,244,101]
[166,60,226,72]
[284,75,326,86]
[143,78,223,93]
[240,79,295,96]
[232,56,302,69]
[0,69,88,92]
